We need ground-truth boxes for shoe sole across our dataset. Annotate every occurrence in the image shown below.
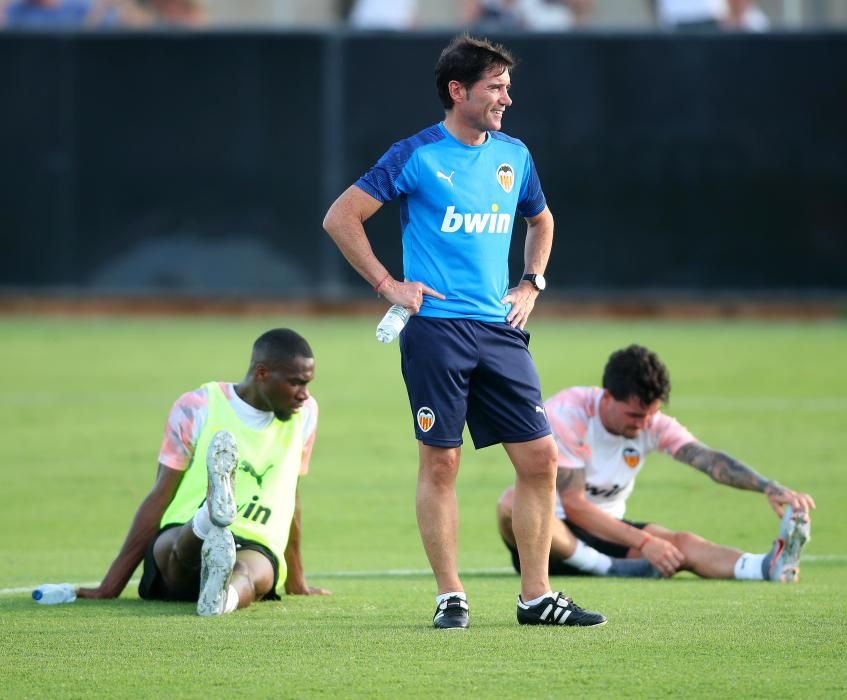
[197,526,236,616]
[207,430,238,527]
[433,618,469,630]
[774,510,811,583]
[517,616,608,628]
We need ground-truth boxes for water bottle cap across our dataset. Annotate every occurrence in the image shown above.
[32,589,43,600]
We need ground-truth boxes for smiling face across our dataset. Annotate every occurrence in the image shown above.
[446,66,513,144]
[599,391,662,439]
[254,355,315,422]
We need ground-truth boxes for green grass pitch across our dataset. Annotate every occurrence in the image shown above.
[1,315,845,698]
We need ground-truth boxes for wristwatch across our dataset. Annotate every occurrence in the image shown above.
[522,273,546,292]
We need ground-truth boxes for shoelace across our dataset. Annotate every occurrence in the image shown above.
[556,595,582,611]
[440,598,468,612]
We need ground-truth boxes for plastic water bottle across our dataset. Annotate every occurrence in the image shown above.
[375,304,411,343]
[32,583,77,605]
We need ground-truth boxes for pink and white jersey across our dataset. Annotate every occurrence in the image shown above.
[546,387,695,519]
[158,382,318,476]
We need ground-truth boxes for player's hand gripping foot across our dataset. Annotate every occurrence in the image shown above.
[197,525,236,616]
[517,592,607,627]
[767,505,811,583]
[206,430,238,527]
[433,595,469,629]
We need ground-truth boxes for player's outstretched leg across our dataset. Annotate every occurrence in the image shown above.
[206,430,238,527]
[516,592,607,627]
[197,525,236,616]
[766,505,811,583]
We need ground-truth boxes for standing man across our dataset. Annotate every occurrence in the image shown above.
[323,34,605,628]
[77,328,329,615]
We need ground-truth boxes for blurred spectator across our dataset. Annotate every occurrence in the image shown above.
[348,0,417,29]
[651,0,770,32]
[139,0,206,27]
[520,0,592,30]
[0,0,112,27]
[461,0,522,30]
[462,0,592,31]
[0,0,205,28]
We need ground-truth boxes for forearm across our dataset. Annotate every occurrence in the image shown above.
[283,552,307,594]
[326,223,388,288]
[92,495,167,597]
[674,443,775,493]
[522,207,553,275]
[564,499,648,550]
[283,497,308,593]
[323,186,388,288]
[556,466,645,550]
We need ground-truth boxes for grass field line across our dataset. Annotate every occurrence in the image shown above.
[3,555,845,596]
[1,394,846,411]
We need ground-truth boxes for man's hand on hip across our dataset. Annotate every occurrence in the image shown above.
[502,281,538,329]
[381,279,445,314]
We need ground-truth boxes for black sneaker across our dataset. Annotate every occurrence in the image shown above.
[433,595,469,629]
[517,592,607,627]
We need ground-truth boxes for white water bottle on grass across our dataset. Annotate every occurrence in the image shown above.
[376,304,411,343]
[32,583,77,605]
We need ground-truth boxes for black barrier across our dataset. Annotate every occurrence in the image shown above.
[1,31,845,297]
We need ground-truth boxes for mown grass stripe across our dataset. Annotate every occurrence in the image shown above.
[4,555,845,595]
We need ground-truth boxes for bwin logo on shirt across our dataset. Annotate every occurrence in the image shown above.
[440,205,512,234]
[237,495,272,525]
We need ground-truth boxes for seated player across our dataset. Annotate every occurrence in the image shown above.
[78,328,329,615]
[498,344,815,581]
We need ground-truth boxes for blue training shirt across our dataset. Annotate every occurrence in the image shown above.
[355,122,546,322]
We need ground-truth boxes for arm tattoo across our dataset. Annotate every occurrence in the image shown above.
[674,442,775,493]
[556,467,585,494]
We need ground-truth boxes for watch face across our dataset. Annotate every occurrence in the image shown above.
[523,273,546,291]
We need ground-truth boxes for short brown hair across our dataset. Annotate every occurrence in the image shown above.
[602,345,671,405]
[434,34,515,110]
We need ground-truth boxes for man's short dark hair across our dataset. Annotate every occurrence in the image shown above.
[602,345,671,405]
[435,34,515,110]
[252,328,313,368]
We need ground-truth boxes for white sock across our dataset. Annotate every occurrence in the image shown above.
[564,540,613,575]
[520,590,553,607]
[436,591,466,605]
[734,553,766,580]
[223,585,239,613]
[191,506,212,540]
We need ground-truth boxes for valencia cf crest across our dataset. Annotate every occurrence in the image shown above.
[496,163,515,193]
[622,447,641,469]
[417,406,435,433]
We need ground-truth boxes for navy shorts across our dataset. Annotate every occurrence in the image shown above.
[138,525,281,602]
[399,316,551,449]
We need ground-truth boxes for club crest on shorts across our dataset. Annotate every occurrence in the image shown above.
[416,406,435,433]
[622,447,641,469]
[496,163,514,193]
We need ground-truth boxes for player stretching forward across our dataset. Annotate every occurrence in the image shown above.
[324,34,606,628]
[498,345,815,582]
